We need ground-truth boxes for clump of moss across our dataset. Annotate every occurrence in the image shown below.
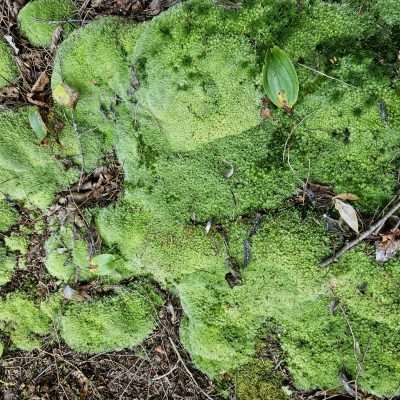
[235,360,287,400]
[61,286,162,353]
[132,3,260,152]
[0,293,51,350]
[45,223,93,282]
[45,222,136,283]
[51,18,142,171]
[0,107,77,209]
[18,0,77,48]
[5,233,29,255]
[0,247,16,286]
[0,39,18,88]
[0,199,18,232]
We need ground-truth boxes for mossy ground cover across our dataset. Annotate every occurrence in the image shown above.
[1,0,400,398]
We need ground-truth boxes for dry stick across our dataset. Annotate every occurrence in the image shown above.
[297,63,357,88]
[321,196,400,267]
[168,337,215,400]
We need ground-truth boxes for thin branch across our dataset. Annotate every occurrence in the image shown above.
[298,63,357,88]
[320,196,400,267]
[168,337,214,400]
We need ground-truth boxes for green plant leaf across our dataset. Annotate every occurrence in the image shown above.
[28,108,47,142]
[262,46,299,110]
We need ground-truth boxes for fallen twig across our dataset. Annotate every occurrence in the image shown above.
[320,196,400,267]
[168,337,214,400]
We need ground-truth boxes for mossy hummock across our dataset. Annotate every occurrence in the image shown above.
[0,39,18,88]
[18,0,77,48]
[1,0,400,397]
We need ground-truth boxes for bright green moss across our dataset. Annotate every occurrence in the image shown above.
[18,0,77,48]
[0,39,18,88]
[52,18,143,170]
[60,286,162,353]
[45,223,92,282]
[96,193,227,285]
[132,3,260,152]
[0,293,51,350]
[374,0,400,25]
[5,233,28,255]
[45,222,138,283]
[287,69,400,212]
[0,107,77,209]
[0,247,16,286]
[174,210,400,396]
[0,200,18,232]
[235,360,287,400]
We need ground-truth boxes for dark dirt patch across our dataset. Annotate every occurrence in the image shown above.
[0,295,219,400]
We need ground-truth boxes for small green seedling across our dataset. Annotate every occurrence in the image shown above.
[262,46,299,112]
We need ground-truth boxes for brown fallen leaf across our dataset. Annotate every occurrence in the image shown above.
[31,71,49,93]
[334,198,359,233]
[334,193,360,202]
[376,229,400,263]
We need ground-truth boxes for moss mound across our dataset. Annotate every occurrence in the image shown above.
[0,107,77,209]
[0,200,18,232]
[18,0,77,48]
[0,247,16,286]
[2,0,400,397]
[61,286,162,353]
[0,293,52,350]
[0,39,18,88]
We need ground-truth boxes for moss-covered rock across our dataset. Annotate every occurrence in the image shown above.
[0,200,18,232]
[0,107,77,209]
[0,39,18,88]
[61,286,162,352]
[18,0,77,48]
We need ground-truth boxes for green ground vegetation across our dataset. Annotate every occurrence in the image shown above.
[1,0,400,397]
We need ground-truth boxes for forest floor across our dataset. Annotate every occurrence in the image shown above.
[0,1,383,399]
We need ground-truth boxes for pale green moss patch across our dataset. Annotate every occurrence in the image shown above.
[0,39,18,88]
[61,286,162,353]
[0,247,16,286]
[5,233,29,255]
[132,3,260,152]
[0,293,51,350]
[18,0,77,47]
[0,107,77,209]
[0,200,18,232]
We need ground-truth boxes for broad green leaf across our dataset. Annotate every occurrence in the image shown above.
[262,46,299,110]
[91,254,117,275]
[28,108,47,141]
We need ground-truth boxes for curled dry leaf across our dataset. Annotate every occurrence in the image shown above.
[334,193,359,202]
[334,198,359,233]
[31,71,49,93]
[53,82,79,108]
[375,229,400,263]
